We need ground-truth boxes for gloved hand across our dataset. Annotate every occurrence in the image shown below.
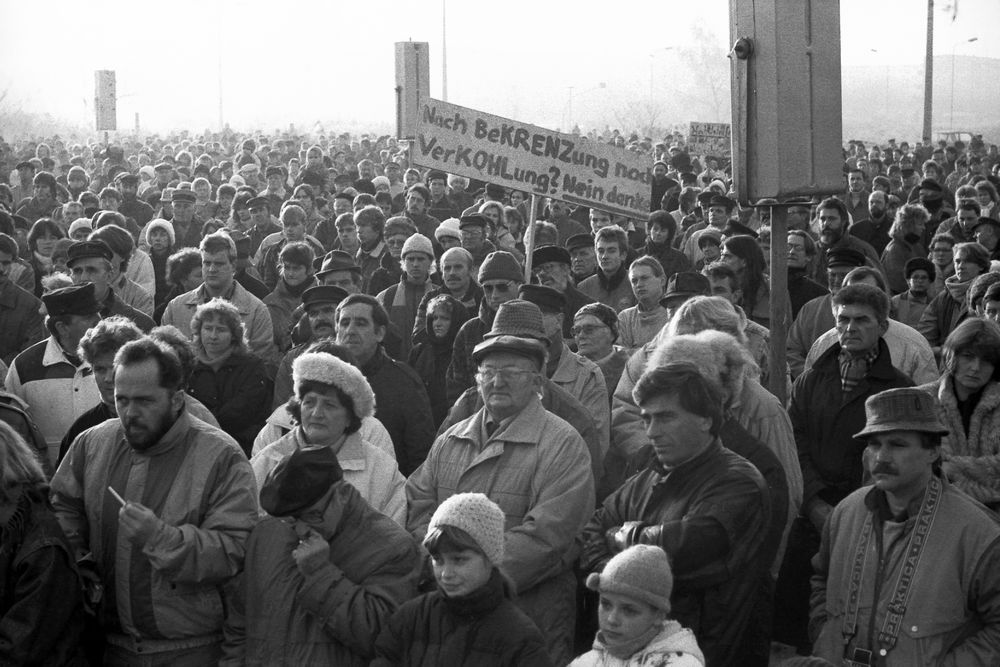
[604,521,645,554]
[292,529,331,577]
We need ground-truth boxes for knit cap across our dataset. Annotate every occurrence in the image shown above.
[435,217,462,242]
[401,233,434,259]
[144,218,176,247]
[586,545,674,612]
[478,250,523,283]
[426,493,505,565]
[68,217,93,238]
[372,176,390,190]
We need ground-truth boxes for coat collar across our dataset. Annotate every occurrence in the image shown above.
[452,396,546,448]
[815,336,897,380]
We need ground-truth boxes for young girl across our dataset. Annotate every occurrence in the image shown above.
[571,545,704,666]
[372,493,551,667]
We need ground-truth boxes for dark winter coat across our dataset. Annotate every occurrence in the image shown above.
[407,296,467,427]
[0,279,44,366]
[0,485,86,666]
[789,337,914,509]
[363,347,436,476]
[371,569,551,667]
[187,350,272,456]
[445,300,494,404]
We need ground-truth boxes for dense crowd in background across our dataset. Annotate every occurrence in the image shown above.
[1,127,1000,666]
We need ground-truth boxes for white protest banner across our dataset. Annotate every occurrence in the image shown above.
[94,70,117,132]
[413,99,652,219]
[687,121,731,157]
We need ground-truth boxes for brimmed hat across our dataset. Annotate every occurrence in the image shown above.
[708,194,736,212]
[566,233,594,252]
[722,220,758,239]
[473,299,548,367]
[585,545,673,612]
[292,352,376,420]
[459,214,490,230]
[426,493,505,565]
[301,285,349,310]
[259,446,344,517]
[532,244,571,267]
[518,284,565,314]
[972,217,1000,235]
[314,250,361,277]
[246,195,269,210]
[661,271,710,307]
[171,190,196,204]
[67,240,113,267]
[42,282,100,317]
[854,387,948,439]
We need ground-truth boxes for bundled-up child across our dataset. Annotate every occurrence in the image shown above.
[891,257,935,328]
[372,493,552,667]
[143,218,175,307]
[571,545,704,667]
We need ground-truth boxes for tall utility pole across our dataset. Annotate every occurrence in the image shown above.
[441,0,448,101]
[922,0,934,143]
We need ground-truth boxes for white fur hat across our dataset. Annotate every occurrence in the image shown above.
[144,218,175,247]
[292,352,375,419]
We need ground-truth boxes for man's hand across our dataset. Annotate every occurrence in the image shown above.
[292,529,330,577]
[119,502,165,546]
[807,501,833,533]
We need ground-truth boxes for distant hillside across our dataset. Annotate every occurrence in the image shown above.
[842,54,1000,144]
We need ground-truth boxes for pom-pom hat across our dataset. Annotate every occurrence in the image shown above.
[586,544,673,612]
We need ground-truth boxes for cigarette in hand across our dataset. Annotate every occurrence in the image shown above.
[108,486,127,507]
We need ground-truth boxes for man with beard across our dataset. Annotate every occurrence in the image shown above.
[51,336,258,665]
[403,184,442,249]
[808,197,883,285]
[915,178,953,246]
[531,244,595,340]
[116,174,154,228]
[849,191,892,256]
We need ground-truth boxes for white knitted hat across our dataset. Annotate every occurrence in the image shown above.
[586,544,673,612]
[292,352,376,419]
[427,493,505,565]
[401,233,434,259]
[68,218,93,239]
[434,218,462,242]
[144,218,175,247]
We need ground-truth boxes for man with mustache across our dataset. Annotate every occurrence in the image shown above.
[774,283,913,653]
[810,387,1000,666]
[410,247,483,345]
[809,197,884,286]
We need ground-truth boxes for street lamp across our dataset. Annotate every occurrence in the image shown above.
[950,36,978,128]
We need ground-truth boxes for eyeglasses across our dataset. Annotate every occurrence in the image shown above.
[475,367,536,383]
[570,324,606,337]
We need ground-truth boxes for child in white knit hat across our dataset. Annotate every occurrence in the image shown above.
[371,493,552,666]
[570,545,704,666]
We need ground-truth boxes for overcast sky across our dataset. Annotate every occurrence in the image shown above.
[1,0,996,136]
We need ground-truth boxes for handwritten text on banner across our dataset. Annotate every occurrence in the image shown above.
[413,99,652,219]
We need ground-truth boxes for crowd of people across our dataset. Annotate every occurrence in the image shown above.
[1,128,1000,666]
